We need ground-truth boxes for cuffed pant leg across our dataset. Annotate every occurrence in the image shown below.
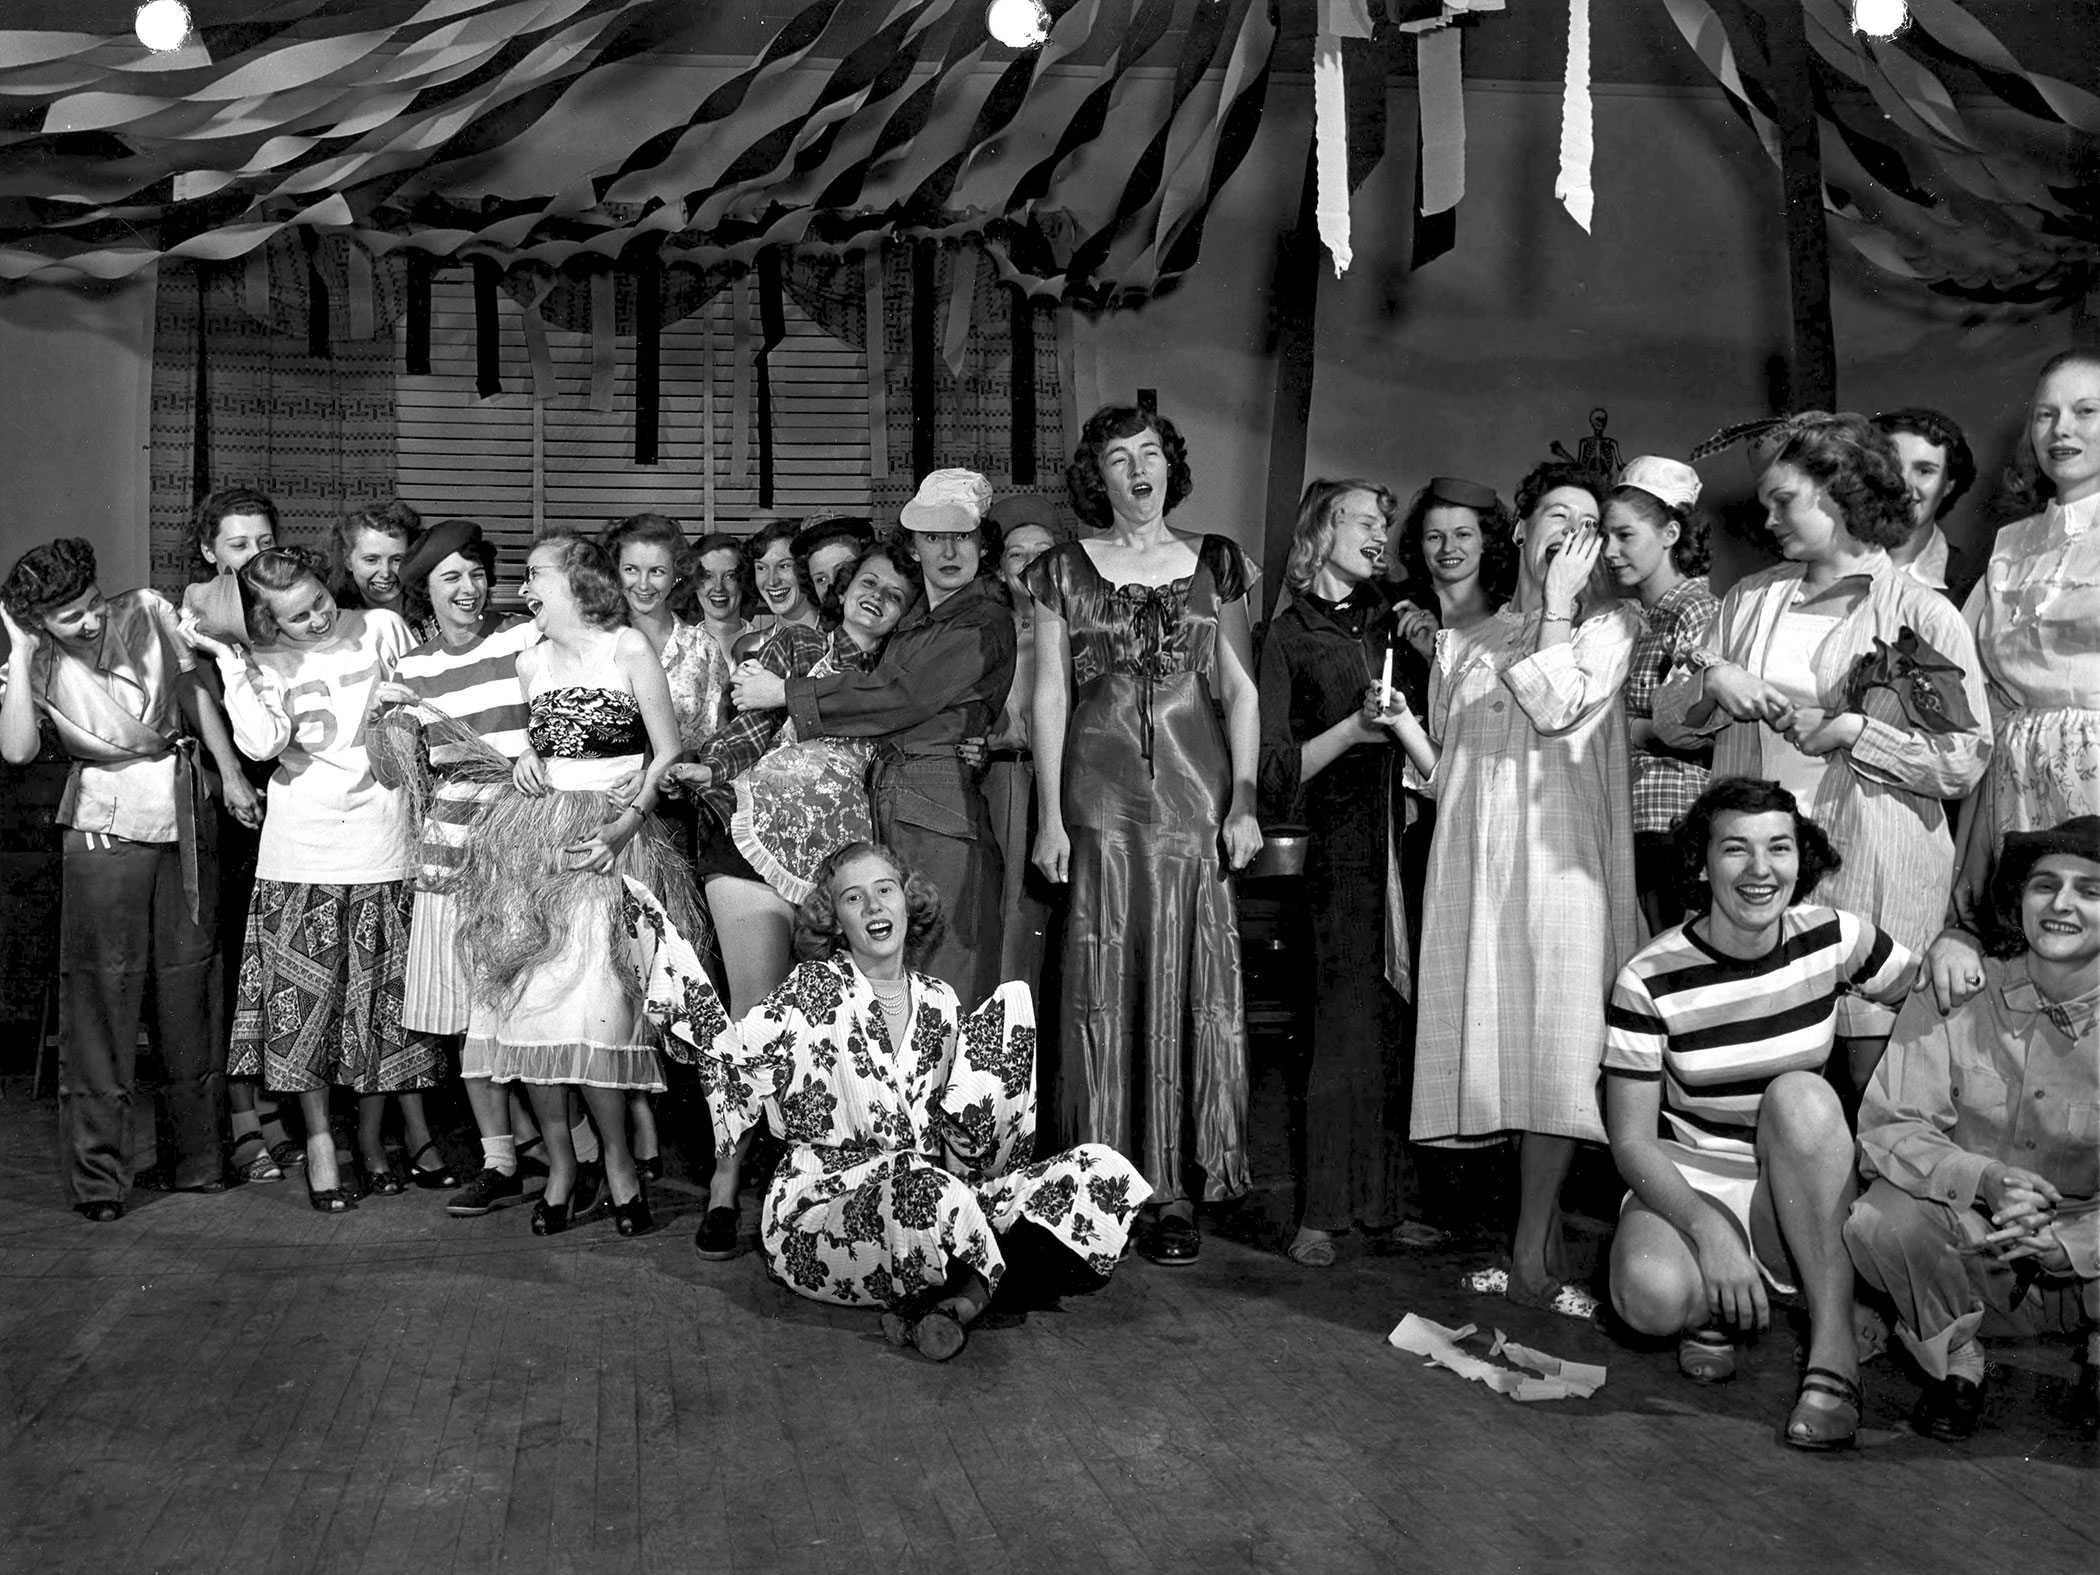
[58,835,155,1206]
[151,840,224,1187]
[1845,1178,1994,1382]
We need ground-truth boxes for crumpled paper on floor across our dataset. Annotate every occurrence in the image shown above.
[1387,1313,1607,1402]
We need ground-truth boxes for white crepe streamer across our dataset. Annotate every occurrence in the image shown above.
[1416,26,1465,217]
[1314,30,1352,276]
[1555,0,1594,232]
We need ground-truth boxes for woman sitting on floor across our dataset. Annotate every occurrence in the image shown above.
[705,842,1149,1361]
[1846,814,2100,1443]
[1602,777,1918,1451]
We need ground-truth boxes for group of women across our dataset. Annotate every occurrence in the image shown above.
[2,355,2094,1381]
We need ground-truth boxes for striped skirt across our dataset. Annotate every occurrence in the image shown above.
[402,887,471,1037]
[230,879,445,1095]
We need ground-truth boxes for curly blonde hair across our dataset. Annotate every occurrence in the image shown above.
[792,842,947,967]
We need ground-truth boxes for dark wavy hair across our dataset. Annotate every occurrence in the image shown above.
[1762,412,1913,550]
[190,486,280,581]
[328,499,420,607]
[689,531,750,622]
[792,841,947,968]
[238,546,331,647]
[1392,484,1519,608]
[827,535,925,627]
[1674,777,1843,917]
[402,535,498,625]
[747,516,819,616]
[600,512,693,617]
[531,529,627,630]
[1872,407,1975,520]
[1514,460,1612,528]
[1985,814,2100,959]
[1999,347,2100,521]
[1066,404,1194,528]
[1603,484,1711,577]
[2,537,97,621]
[1283,478,1398,597]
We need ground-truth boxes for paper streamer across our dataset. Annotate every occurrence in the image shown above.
[1554,0,1593,233]
[588,268,615,412]
[863,238,888,484]
[1313,32,1352,276]
[942,242,977,380]
[730,272,752,488]
[1387,1314,1607,1402]
[1416,26,1465,217]
[517,270,559,405]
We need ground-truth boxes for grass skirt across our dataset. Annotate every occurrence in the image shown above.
[452,782,706,1091]
[229,879,444,1094]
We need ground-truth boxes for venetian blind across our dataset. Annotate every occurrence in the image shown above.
[396,271,872,565]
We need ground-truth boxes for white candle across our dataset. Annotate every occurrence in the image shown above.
[1378,646,1393,709]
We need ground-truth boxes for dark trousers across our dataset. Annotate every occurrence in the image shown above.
[875,757,1002,1010]
[59,832,224,1203]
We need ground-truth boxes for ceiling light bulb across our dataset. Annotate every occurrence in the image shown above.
[135,1,193,53]
[986,0,1050,49]
[1851,0,1909,38]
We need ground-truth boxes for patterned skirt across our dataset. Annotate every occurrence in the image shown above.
[730,737,876,905]
[229,879,445,1095]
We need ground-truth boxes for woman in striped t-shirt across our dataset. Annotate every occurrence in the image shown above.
[1603,778,1917,1452]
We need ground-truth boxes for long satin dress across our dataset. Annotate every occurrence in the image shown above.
[1024,534,1251,1205]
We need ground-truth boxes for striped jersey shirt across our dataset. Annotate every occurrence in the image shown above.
[1603,906,1916,1152]
[393,615,539,889]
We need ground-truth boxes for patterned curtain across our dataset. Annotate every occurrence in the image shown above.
[149,260,399,594]
[874,240,1067,525]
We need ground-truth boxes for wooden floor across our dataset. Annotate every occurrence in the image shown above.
[0,1085,2092,1575]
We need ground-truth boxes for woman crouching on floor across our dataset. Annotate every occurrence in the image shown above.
[1601,777,1919,1451]
[705,842,1150,1360]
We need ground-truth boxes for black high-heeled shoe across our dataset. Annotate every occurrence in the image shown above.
[406,1140,461,1190]
[530,1196,572,1236]
[611,1193,654,1237]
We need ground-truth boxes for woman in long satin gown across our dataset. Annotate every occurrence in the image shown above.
[1026,404,1263,1265]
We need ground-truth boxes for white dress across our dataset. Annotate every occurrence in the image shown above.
[1408,603,1642,1146]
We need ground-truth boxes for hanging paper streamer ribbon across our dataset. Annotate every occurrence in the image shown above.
[863,238,888,485]
[636,255,663,467]
[756,248,785,505]
[589,268,616,412]
[1311,0,1375,278]
[517,272,559,406]
[1555,0,1593,232]
[730,272,753,489]
[1415,26,1466,218]
[941,242,977,381]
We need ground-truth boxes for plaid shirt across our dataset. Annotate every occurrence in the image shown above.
[1626,577,1719,835]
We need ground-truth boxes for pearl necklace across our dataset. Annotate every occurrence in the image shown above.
[867,974,911,1040]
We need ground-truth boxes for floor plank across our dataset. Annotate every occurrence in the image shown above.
[0,1087,2092,1575]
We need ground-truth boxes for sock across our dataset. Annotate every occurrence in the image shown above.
[571,1117,601,1165]
[1946,1338,1986,1385]
[482,1136,517,1177]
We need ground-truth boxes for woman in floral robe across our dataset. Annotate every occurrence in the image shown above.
[706,842,1149,1358]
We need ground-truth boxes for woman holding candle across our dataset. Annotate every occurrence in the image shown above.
[1259,479,1434,1266]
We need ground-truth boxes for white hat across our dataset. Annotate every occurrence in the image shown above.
[899,468,994,535]
[1619,455,1702,512]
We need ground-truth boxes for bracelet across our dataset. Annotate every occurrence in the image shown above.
[1540,612,1573,625]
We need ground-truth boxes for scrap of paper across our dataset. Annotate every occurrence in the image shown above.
[1387,1313,1607,1402]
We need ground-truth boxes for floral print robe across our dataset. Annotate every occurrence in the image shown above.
[709,958,1150,1310]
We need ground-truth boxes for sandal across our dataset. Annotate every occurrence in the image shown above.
[360,1158,406,1197]
[881,1309,967,1362]
[1285,1230,1337,1268]
[232,1133,281,1183]
[1677,1326,1736,1384]
[405,1140,461,1191]
[305,1176,358,1213]
[267,1138,306,1171]
[1785,1365,1862,1452]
